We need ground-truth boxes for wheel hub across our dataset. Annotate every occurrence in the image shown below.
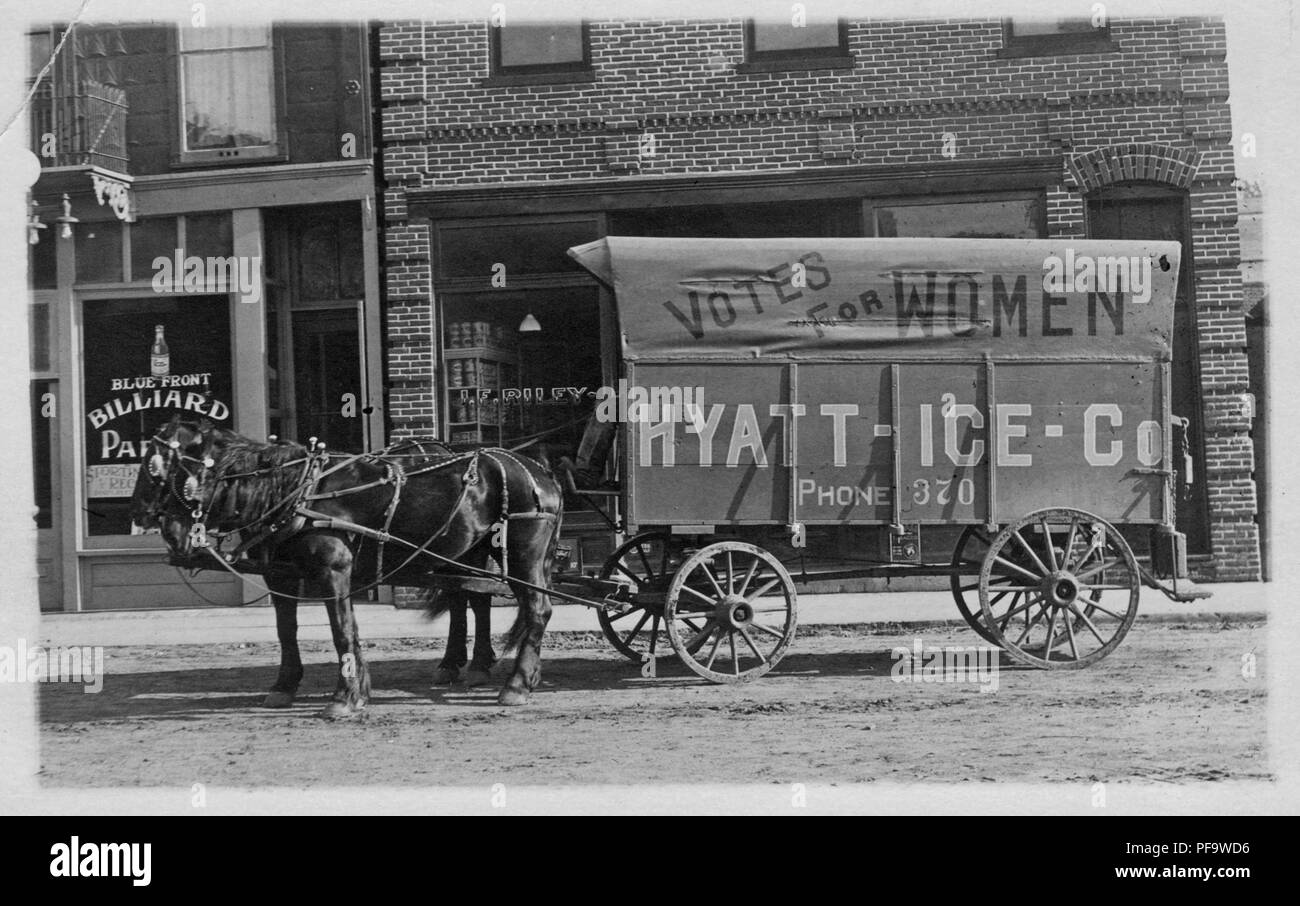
[717,595,753,630]
[1043,571,1079,608]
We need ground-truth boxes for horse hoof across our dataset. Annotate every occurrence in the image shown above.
[319,701,364,721]
[498,688,530,706]
[466,667,493,688]
[262,690,295,709]
[432,666,459,686]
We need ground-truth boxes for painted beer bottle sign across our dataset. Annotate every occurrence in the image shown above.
[149,324,169,377]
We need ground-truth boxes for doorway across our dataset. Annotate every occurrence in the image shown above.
[1087,187,1210,554]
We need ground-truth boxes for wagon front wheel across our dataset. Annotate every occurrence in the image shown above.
[664,541,797,684]
[978,508,1139,669]
[597,531,679,661]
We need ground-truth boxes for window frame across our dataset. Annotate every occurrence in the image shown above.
[864,190,1049,239]
[172,23,288,167]
[485,21,595,86]
[998,18,1119,58]
[738,18,853,73]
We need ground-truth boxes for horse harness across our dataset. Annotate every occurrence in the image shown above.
[161,437,552,591]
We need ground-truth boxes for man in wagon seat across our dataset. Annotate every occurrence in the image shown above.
[555,416,617,494]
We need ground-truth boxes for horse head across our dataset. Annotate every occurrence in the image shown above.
[129,415,219,560]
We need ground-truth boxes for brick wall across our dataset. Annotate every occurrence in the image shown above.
[377,15,1260,581]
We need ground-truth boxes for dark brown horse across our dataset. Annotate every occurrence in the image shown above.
[129,416,563,717]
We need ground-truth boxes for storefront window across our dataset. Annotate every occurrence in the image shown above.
[874,196,1045,239]
[81,296,233,536]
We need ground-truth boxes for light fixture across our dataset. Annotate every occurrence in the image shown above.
[518,313,541,332]
[27,199,46,245]
[55,193,78,240]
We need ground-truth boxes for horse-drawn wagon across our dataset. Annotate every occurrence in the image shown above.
[556,235,1208,681]
[132,235,1209,714]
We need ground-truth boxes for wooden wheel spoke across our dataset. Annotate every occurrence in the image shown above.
[1074,558,1121,583]
[1010,529,1050,576]
[701,564,727,600]
[685,619,718,655]
[634,544,655,580]
[1081,600,1127,621]
[729,632,739,674]
[1062,516,1080,571]
[751,621,786,640]
[1014,600,1052,646]
[609,605,648,622]
[614,563,642,585]
[680,584,716,606]
[1064,605,1080,659]
[991,555,1041,582]
[736,625,768,664]
[745,577,782,602]
[621,610,650,647]
[736,557,759,596]
[1042,607,1059,658]
[1040,518,1060,571]
[725,550,735,594]
[704,630,724,671]
[1068,602,1110,646]
[996,592,1023,632]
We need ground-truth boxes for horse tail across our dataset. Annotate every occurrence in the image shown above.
[421,587,454,621]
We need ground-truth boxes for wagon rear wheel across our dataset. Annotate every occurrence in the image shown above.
[664,541,797,684]
[951,525,1004,645]
[953,524,1097,650]
[597,531,680,662]
[978,508,1139,669]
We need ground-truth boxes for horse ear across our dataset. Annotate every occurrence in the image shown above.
[197,417,214,434]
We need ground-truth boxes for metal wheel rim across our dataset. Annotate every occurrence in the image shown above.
[664,541,797,684]
[978,508,1139,669]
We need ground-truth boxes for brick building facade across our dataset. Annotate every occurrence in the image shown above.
[375,16,1260,581]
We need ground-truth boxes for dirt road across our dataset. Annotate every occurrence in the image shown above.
[39,619,1267,787]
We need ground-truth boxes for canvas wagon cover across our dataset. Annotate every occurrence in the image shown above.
[569,237,1180,361]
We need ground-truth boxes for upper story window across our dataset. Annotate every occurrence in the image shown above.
[740,18,852,73]
[178,24,281,164]
[487,22,593,86]
[1000,18,1118,57]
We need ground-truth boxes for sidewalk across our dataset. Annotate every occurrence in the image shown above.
[37,583,1271,648]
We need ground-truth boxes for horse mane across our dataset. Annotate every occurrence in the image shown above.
[202,429,311,529]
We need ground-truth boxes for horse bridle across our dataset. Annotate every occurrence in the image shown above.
[143,431,216,543]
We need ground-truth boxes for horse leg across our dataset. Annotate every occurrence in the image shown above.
[434,591,467,685]
[263,571,303,708]
[312,538,370,720]
[466,591,495,687]
[499,520,557,706]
